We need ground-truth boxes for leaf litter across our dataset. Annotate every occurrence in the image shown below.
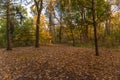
[0,46,120,80]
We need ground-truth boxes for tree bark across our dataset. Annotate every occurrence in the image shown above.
[59,16,62,43]
[35,12,40,48]
[34,0,43,48]
[59,24,62,43]
[6,0,12,50]
[49,12,52,35]
[105,19,110,35]
[69,26,75,46]
[92,0,99,56]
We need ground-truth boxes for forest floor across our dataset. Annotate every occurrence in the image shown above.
[0,45,120,80]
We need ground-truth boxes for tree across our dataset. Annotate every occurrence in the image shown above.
[33,14,52,45]
[6,0,12,50]
[59,0,110,51]
[55,0,63,43]
[0,0,30,50]
[33,0,43,48]
[13,17,34,47]
[92,0,99,56]
[45,0,58,43]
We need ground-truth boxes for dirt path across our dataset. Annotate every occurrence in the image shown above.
[0,46,120,80]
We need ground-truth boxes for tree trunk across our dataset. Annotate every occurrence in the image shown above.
[92,0,99,56]
[6,0,12,50]
[59,22,62,43]
[34,0,43,48]
[105,19,110,35]
[48,1,54,38]
[70,27,75,46]
[84,25,88,42]
[49,13,52,34]
[35,12,40,48]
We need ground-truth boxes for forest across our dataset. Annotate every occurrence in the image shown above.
[0,0,120,80]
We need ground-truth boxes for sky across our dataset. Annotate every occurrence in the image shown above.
[111,5,118,12]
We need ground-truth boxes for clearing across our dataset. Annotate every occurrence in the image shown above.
[0,45,120,80]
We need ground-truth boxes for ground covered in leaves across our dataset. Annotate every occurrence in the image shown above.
[0,45,120,80]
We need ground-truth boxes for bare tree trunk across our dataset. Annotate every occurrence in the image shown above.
[49,13,52,34]
[84,25,88,42]
[6,0,12,50]
[78,26,82,43]
[59,24,62,43]
[92,0,99,56]
[59,16,62,43]
[34,0,43,48]
[35,12,40,48]
[105,19,110,35]
[70,27,75,46]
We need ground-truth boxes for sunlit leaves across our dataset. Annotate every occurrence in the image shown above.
[33,14,52,43]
